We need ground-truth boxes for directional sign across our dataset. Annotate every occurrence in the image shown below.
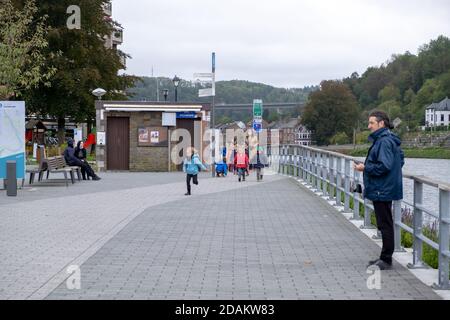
[193,73,214,78]
[252,121,262,133]
[253,99,263,117]
[199,88,215,97]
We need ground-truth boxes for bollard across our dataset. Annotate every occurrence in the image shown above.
[6,161,17,197]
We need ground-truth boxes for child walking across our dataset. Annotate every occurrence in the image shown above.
[234,147,249,182]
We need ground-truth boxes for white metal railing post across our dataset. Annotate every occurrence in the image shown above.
[393,200,404,252]
[336,158,342,206]
[328,156,334,200]
[362,198,374,229]
[434,187,450,289]
[322,153,328,197]
[308,149,313,185]
[344,159,351,212]
[351,170,362,220]
[301,147,307,180]
[408,180,425,269]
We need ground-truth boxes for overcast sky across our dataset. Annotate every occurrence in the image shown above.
[112,0,449,88]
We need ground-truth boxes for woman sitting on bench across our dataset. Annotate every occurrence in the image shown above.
[64,139,100,181]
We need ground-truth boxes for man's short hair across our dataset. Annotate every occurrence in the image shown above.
[369,111,394,129]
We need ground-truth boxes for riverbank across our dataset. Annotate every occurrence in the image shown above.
[348,146,450,159]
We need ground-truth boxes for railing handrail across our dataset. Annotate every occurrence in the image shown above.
[281,143,450,192]
[270,144,450,290]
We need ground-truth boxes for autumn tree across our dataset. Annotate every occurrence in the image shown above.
[302,80,360,145]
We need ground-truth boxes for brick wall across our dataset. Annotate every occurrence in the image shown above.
[129,112,168,172]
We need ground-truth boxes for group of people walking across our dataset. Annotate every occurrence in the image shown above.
[183,110,405,272]
[182,144,268,195]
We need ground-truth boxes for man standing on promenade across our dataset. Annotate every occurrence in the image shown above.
[354,111,404,270]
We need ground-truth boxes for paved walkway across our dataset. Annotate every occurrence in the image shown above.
[0,171,441,300]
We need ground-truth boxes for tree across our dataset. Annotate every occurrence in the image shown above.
[301,80,359,145]
[0,0,56,100]
[23,0,137,143]
[378,84,401,103]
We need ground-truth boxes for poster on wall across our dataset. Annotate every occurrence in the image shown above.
[0,101,25,179]
[138,127,167,147]
[150,131,159,143]
[138,128,150,144]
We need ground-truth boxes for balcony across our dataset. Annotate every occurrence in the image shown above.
[103,2,112,16]
[119,54,126,69]
[112,28,123,45]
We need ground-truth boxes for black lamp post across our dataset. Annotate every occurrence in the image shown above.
[163,89,169,102]
[172,75,180,102]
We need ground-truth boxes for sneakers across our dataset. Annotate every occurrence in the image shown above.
[367,259,379,267]
[184,192,191,196]
[92,175,101,181]
[238,177,241,182]
[368,259,392,270]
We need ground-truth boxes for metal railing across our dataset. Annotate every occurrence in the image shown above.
[269,144,450,290]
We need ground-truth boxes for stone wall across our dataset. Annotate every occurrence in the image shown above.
[129,112,168,172]
[95,109,169,172]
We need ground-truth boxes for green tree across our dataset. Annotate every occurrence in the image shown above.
[301,80,360,145]
[0,0,56,100]
[23,0,137,143]
[416,35,450,85]
[378,84,401,103]
[330,132,350,145]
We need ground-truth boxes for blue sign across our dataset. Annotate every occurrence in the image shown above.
[176,112,197,119]
[252,121,262,132]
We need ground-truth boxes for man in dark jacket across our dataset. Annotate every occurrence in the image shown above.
[354,111,404,270]
[64,139,100,181]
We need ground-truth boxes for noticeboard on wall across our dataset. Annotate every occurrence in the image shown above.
[138,126,168,147]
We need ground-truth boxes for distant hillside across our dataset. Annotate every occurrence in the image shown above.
[127,77,318,123]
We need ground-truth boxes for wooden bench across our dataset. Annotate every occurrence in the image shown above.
[43,157,74,187]
[56,156,82,181]
[26,161,46,185]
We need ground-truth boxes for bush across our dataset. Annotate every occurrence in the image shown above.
[330,132,350,145]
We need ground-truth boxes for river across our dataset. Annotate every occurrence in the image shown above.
[355,157,450,224]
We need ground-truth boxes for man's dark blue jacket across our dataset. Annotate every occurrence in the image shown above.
[363,127,404,201]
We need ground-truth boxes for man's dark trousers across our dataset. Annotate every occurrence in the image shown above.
[373,201,394,264]
[186,174,198,194]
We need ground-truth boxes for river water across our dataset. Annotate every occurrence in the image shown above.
[355,157,450,224]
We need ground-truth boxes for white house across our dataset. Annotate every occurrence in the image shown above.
[295,124,314,146]
[425,97,450,127]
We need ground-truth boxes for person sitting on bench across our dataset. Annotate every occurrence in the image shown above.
[74,140,100,181]
[64,138,101,181]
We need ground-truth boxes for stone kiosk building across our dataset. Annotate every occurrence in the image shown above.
[95,101,211,172]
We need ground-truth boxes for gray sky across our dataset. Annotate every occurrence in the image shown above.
[113,0,449,88]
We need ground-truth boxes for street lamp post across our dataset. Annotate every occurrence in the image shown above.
[92,88,107,101]
[172,75,180,102]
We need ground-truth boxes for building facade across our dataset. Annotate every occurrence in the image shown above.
[95,101,211,172]
[295,124,313,146]
[103,1,126,68]
[425,97,450,127]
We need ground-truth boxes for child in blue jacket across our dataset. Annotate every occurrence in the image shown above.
[183,147,207,195]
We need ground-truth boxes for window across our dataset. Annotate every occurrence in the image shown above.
[441,114,445,121]
[448,114,450,122]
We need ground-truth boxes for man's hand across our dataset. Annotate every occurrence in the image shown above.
[354,163,365,172]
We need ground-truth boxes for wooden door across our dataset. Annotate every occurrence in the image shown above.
[107,117,129,170]
[176,119,195,171]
